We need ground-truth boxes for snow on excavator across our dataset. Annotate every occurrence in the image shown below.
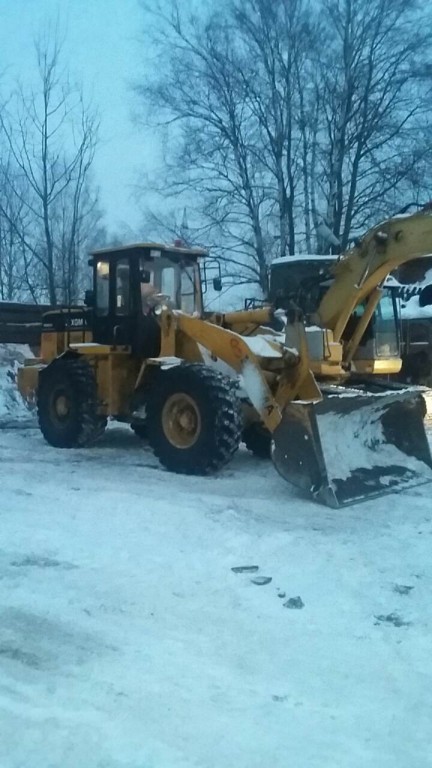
[16,208,432,508]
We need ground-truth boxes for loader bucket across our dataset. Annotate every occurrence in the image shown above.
[272,386,432,508]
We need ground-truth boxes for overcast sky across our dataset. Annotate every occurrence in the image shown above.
[0,0,157,234]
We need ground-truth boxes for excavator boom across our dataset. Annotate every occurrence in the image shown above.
[318,208,432,346]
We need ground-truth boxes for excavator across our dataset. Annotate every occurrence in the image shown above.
[16,207,432,508]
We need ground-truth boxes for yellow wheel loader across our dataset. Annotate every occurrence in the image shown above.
[17,209,432,507]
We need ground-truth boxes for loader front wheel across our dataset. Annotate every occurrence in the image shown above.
[37,356,106,448]
[146,364,242,474]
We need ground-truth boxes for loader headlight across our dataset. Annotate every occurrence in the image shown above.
[150,293,172,314]
[97,261,109,278]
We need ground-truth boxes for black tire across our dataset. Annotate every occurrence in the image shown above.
[243,422,272,459]
[37,356,106,448]
[146,363,242,474]
[131,423,148,440]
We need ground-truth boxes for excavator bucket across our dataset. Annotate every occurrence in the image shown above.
[272,385,432,508]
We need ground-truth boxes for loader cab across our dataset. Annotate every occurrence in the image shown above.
[89,243,207,355]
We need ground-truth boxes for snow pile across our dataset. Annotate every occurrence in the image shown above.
[0,344,35,425]
[423,389,432,421]
[240,359,269,411]
[385,268,432,319]
[401,298,432,320]
[243,334,284,358]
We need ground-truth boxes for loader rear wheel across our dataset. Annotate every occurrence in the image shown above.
[37,356,106,448]
[243,422,271,459]
[146,363,242,474]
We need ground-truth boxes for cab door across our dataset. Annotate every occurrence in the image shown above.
[92,256,137,345]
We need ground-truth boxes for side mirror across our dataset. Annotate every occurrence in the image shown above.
[419,284,432,307]
[213,277,222,292]
[84,289,94,307]
[140,270,151,284]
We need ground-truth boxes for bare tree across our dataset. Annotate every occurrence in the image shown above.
[232,0,315,257]
[0,32,100,304]
[0,162,23,300]
[136,0,432,296]
[311,0,432,251]
[136,1,276,294]
[0,154,41,301]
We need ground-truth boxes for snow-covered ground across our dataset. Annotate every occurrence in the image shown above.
[1,347,432,767]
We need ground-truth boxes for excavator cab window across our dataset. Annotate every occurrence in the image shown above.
[350,289,400,361]
[373,290,399,357]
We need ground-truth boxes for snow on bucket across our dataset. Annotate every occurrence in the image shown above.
[272,385,432,508]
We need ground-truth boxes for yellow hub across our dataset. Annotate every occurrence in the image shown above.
[53,393,70,419]
[162,393,202,449]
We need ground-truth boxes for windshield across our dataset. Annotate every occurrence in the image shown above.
[374,290,399,356]
[349,289,399,358]
[139,256,200,313]
[376,292,396,321]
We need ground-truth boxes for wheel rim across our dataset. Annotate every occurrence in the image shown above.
[162,393,202,449]
[50,390,72,422]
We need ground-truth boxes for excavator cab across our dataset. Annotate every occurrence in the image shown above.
[270,256,403,375]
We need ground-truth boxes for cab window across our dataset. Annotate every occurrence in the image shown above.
[181,266,196,313]
[161,267,176,303]
[115,259,130,315]
[139,262,157,312]
[95,260,109,316]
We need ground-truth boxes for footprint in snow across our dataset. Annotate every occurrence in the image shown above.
[231,566,272,585]
[393,584,414,595]
[283,596,305,610]
[251,576,272,586]
[10,555,77,570]
[231,568,305,606]
[374,612,410,627]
